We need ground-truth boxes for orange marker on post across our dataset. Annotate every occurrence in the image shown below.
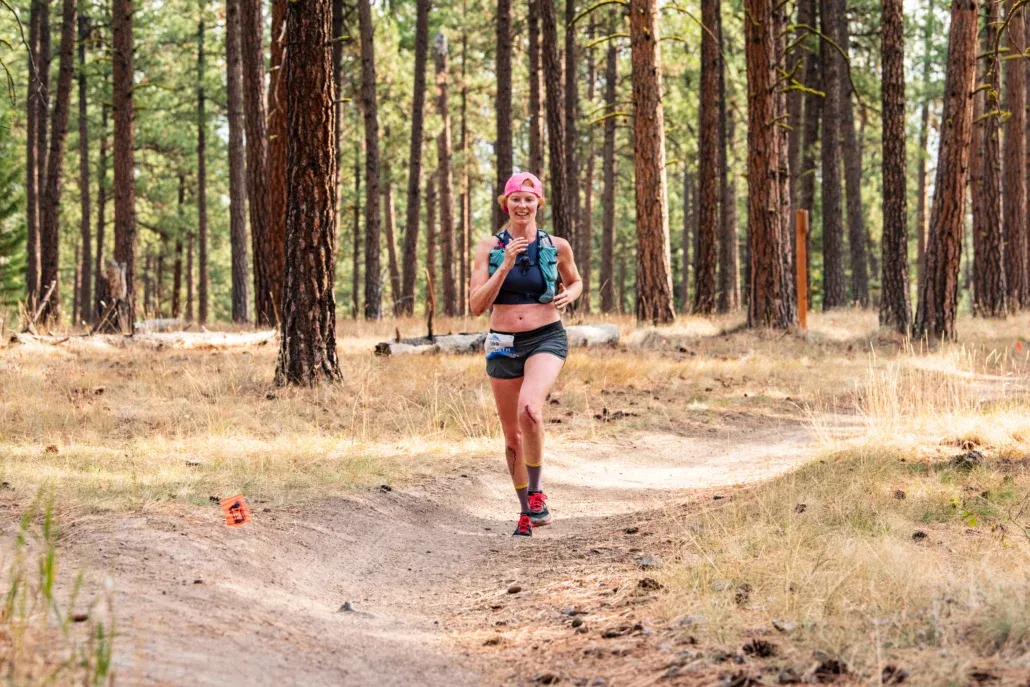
[220,494,251,527]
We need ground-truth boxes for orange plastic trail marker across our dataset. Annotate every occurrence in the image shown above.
[220,494,251,527]
[795,209,809,330]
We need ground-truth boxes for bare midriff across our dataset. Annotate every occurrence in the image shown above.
[489,302,561,333]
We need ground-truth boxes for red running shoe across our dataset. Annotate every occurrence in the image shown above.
[512,513,533,537]
[528,491,552,527]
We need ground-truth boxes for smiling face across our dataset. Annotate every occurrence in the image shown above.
[506,189,541,225]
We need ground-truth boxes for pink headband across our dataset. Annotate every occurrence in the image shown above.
[502,172,544,214]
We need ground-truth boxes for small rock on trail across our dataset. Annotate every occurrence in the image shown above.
[635,555,662,570]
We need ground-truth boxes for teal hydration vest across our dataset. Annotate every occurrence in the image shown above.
[488,229,560,304]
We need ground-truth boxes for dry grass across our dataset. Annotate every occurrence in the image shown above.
[661,317,1030,684]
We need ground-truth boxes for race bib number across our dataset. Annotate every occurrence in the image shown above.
[484,333,518,360]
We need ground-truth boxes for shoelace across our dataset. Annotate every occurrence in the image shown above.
[528,492,547,512]
[517,514,532,533]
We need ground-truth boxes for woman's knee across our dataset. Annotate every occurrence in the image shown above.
[518,400,544,428]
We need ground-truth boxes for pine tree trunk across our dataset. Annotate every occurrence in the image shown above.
[971,66,985,310]
[599,12,618,314]
[716,2,739,313]
[186,232,194,322]
[38,0,77,324]
[400,0,430,316]
[435,34,457,316]
[565,0,580,250]
[681,170,692,309]
[916,0,935,297]
[839,2,868,306]
[914,0,978,340]
[275,0,341,385]
[382,130,402,315]
[240,0,274,325]
[426,168,438,306]
[72,242,79,323]
[459,22,470,316]
[820,0,846,309]
[173,173,183,320]
[268,0,287,321]
[976,0,1006,316]
[226,0,249,323]
[494,0,513,232]
[746,0,795,328]
[579,17,596,314]
[1005,0,1027,310]
[352,97,362,319]
[358,0,382,320]
[630,0,675,324]
[197,9,209,325]
[799,0,819,307]
[77,14,91,323]
[693,0,719,314]
[31,0,52,310]
[25,0,43,305]
[719,108,740,312]
[528,0,544,177]
[112,0,136,331]
[879,0,910,332]
[93,103,108,319]
[540,0,572,239]
[774,0,797,322]
[333,0,344,194]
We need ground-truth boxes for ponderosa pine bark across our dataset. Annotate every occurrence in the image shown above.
[916,0,935,296]
[77,13,91,323]
[599,11,618,314]
[426,168,438,305]
[93,102,108,318]
[799,0,819,305]
[226,0,249,323]
[820,0,846,309]
[1005,0,1027,310]
[358,0,382,320]
[38,0,76,324]
[25,0,43,305]
[529,0,544,177]
[494,0,513,231]
[174,177,184,316]
[746,0,795,328]
[268,0,287,321]
[351,95,361,318]
[196,8,209,325]
[540,0,571,239]
[459,22,469,315]
[838,1,868,306]
[915,0,978,340]
[717,1,739,312]
[240,0,275,325]
[186,231,194,321]
[112,0,136,331]
[382,132,402,315]
[435,33,457,316]
[879,0,910,332]
[681,170,693,309]
[977,0,1006,316]
[579,16,596,313]
[630,0,675,324]
[565,0,580,250]
[275,0,340,386]
[399,0,430,316]
[693,0,719,315]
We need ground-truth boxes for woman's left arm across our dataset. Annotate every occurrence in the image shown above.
[552,237,583,311]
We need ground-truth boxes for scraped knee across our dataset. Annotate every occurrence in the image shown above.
[518,402,542,427]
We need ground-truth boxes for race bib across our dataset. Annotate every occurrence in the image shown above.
[484,333,518,360]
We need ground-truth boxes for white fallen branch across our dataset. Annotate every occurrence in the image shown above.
[374,324,619,356]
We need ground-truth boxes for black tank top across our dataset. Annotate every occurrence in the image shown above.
[494,230,548,305]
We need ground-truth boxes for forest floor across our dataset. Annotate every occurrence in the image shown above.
[1,311,1030,686]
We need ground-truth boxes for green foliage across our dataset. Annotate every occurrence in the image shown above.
[0,105,25,309]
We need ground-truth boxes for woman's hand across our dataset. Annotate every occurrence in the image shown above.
[552,284,572,312]
[500,237,529,271]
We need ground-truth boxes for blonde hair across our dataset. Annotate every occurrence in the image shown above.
[496,181,546,231]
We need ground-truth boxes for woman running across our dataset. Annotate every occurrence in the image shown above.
[469,172,583,537]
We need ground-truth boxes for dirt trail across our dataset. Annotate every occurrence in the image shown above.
[60,424,814,686]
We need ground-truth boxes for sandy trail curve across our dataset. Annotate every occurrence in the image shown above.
[59,424,814,686]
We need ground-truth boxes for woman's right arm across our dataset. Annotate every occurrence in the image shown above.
[469,236,527,316]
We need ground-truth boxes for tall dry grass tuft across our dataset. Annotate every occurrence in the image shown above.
[0,492,115,683]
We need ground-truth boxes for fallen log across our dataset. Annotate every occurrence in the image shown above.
[374,324,619,356]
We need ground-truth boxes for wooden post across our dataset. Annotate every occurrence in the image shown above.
[796,209,808,329]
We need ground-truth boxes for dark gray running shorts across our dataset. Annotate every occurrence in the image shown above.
[486,321,569,379]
